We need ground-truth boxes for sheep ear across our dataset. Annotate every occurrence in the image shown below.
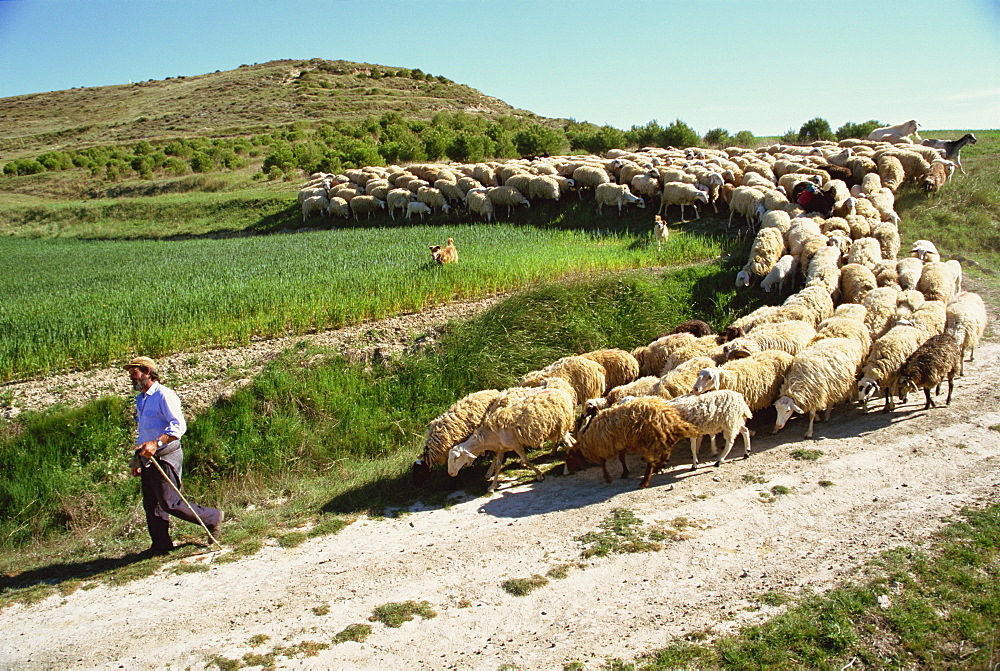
[792,402,805,415]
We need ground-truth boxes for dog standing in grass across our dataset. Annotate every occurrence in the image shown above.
[430,237,458,264]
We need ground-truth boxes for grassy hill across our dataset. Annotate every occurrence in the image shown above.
[0,58,531,160]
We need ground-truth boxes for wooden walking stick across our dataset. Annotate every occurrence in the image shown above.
[147,457,223,549]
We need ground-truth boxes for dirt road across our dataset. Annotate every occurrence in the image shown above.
[2,333,998,669]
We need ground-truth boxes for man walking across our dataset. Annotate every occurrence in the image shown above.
[125,356,222,556]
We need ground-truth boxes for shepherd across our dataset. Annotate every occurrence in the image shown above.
[124,356,223,556]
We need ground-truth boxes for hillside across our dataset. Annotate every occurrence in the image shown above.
[0,58,530,159]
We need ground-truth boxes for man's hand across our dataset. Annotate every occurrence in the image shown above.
[137,440,159,459]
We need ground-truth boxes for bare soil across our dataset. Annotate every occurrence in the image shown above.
[2,295,999,670]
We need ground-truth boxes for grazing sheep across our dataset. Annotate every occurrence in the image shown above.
[465,190,494,222]
[857,324,926,412]
[910,239,941,263]
[521,355,606,408]
[487,185,531,215]
[877,155,906,192]
[653,215,669,250]
[301,194,329,222]
[580,348,640,392]
[916,261,957,303]
[386,188,415,220]
[727,186,767,228]
[435,179,465,204]
[412,389,502,485]
[810,309,872,363]
[349,195,386,221]
[665,319,715,338]
[723,320,816,360]
[662,335,725,374]
[840,263,878,304]
[526,175,562,203]
[945,259,963,294]
[693,349,795,412]
[572,165,612,196]
[899,299,946,338]
[895,334,961,410]
[736,227,786,288]
[565,396,699,487]
[944,291,987,374]
[667,390,753,469]
[659,181,709,220]
[604,376,660,406]
[630,173,662,203]
[896,256,924,290]
[449,386,577,491]
[783,284,836,326]
[895,289,927,322]
[774,337,867,438]
[864,286,904,340]
[631,332,699,377]
[595,183,645,214]
[406,201,433,221]
[871,221,901,260]
[760,254,797,294]
[649,356,720,400]
[847,238,883,271]
[760,209,793,235]
[868,119,922,143]
[326,196,350,219]
[417,186,449,213]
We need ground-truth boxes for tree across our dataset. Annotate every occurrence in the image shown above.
[513,125,567,157]
[703,128,732,147]
[836,120,882,140]
[798,117,835,143]
[734,130,756,148]
[660,119,700,148]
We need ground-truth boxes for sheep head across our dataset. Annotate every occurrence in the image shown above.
[692,368,719,394]
[773,395,804,433]
[857,377,880,411]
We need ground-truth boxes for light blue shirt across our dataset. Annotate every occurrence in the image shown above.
[135,382,186,445]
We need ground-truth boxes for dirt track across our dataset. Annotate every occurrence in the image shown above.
[2,334,998,668]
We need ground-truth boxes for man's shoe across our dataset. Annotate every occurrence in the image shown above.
[138,546,173,559]
[207,510,224,537]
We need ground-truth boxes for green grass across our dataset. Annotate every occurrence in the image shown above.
[789,449,823,461]
[502,574,550,596]
[368,600,436,628]
[575,508,663,558]
[0,261,756,603]
[333,623,372,644]
[641,501,1000,669]
[0,217,726,383]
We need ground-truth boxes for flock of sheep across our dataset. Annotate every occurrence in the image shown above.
[403,121,988,492]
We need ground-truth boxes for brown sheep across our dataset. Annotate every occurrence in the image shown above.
[565,396,699,488]
[895,333,961,410]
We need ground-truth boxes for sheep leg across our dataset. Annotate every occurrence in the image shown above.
[714,431,737,467]
[924,388,935,410]
[689,436,701,471]
[805,411,816,439]
[708,433,719,456]
[883,386,895,413]
[515,450,544,482]
[740,426,752,459]
[619,451,629,479]
[638,461,655,489]
[600,459,612,484]
[945,374,954,405]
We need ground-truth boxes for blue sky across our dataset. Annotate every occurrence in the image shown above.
[1,0,998,135]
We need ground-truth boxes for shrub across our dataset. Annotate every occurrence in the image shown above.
[798,117,835,143]
[734,130,756,147]
[661,119,701,148]
[836,119,883,140]
[703,128,732,147]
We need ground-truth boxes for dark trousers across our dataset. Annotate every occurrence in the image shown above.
[140,457,221,552]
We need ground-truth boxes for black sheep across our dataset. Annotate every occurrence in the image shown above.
[817,163,855,186]
[895,333,961,410]
[660,319,715,339]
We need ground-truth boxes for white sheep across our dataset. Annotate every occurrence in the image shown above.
[840,263,878,304]
[526,175,562,203]
[727,186,766,228]
[415,389,503,476]
[465,190,494,222]
[945,291,987,374]
[595,183,645,215]
[326,196,350,219]
[863,285,904,340]
[774,337,867,438]
[910,239,941,263]
[916,261,957,303]
[736,226,786,287]
[349,195,385,221]
[857,324,926,412]
[723,320,817,360]
[386,188,414,220]
[847,237,883,271]
[667,390,753,469]
[760,254,797,293]
[572,165,612,197]
[487,185,531,214]
[301,194,329,222]
[783,284,836,326]
[417,186,448,213]
[521,355,606,408]
[693,349,795,412]
[448,386,576,492]
[648,356,720,400]
[868,119,922,143]
[877,155,906,192]
[405,201,433,221]
[659,181,709,220]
